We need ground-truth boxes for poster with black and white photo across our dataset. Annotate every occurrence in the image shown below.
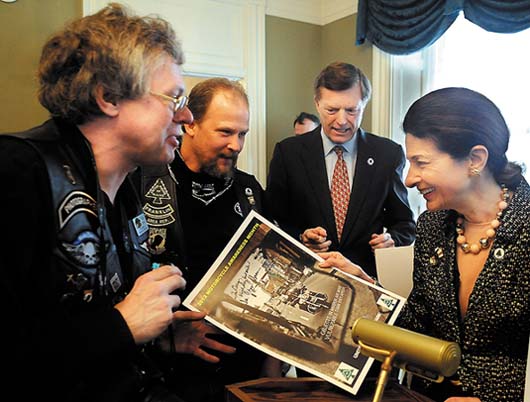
[183,210,406,395]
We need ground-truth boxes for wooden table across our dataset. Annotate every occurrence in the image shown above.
[225,377,434,402]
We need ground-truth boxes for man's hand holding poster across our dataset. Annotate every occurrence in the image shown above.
[183,210,406,395]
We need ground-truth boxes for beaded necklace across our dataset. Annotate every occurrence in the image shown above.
[456,185,510,254]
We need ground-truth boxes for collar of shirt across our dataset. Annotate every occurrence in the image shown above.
[172,150,234,205]
[320,128,357,189]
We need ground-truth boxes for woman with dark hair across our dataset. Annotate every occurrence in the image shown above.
[399,87,530,401]
[320,87,529,401]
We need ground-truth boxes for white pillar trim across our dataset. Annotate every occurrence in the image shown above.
[370,47,392,139]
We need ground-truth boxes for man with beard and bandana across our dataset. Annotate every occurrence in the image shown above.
[135,77,278,402]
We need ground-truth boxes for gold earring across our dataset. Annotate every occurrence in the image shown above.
[470,167,481,176]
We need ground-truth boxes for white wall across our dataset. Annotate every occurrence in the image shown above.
[84,0,361,185]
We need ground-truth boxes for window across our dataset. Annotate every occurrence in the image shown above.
[391,14,530,217]
[425,15,530,174]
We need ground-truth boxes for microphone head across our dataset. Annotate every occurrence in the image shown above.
[352,318,461,378]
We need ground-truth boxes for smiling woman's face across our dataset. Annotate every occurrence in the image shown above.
[405,134,470,212]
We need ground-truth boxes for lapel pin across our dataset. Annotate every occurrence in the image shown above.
[367,158,374,166]
[245,187,256,206]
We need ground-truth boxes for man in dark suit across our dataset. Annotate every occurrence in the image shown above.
[266,62,415,278]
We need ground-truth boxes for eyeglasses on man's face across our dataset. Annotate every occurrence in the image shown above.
[150,91,188,113]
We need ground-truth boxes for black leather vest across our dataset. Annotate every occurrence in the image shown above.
[135,161,262,269]
[135,164,186,267]
[10,128,150,308]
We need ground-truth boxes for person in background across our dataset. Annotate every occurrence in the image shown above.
[293,111,320,135]
[136,77,279,402]
[0,4,211,401]
[267,62,415,279]
[320,87,530,402]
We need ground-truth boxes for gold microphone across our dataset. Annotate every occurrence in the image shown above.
[351,318,461,380]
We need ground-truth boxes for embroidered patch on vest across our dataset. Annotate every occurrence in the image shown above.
[61,230,100,267]
[145,178,171,205]
[143,178,175,227]
[143,203,175,227]
[58,191,97,230]
[148,227,167,255]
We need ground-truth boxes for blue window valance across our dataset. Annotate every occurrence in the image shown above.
[356,0,530,55]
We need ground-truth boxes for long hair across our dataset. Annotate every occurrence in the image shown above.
[38,3,183,124]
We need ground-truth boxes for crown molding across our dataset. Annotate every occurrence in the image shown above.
[321,0,358,25]
[266,0,357,26]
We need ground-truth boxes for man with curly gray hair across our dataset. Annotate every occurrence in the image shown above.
[0,3,206,401]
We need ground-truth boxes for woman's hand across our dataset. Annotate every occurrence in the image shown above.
[318,251,374,284]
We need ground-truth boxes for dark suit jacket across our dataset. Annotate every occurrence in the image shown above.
[266,127,416,277]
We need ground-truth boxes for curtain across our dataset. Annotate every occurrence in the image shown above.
[356,0,530,55]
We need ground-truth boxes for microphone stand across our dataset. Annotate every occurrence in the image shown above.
[358,340,397,402]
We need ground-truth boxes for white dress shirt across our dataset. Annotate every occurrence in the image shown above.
[321,129,358,190]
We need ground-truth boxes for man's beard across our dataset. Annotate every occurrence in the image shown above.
[201,154,238,180]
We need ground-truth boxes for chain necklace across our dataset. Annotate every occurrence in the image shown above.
[456,185,510,254]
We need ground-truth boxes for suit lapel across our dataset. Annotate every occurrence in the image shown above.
[300,129,337,239]
[341,130,375,244]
